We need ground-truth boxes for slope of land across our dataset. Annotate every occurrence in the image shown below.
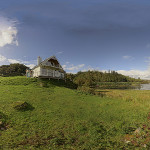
[0,76,149,149]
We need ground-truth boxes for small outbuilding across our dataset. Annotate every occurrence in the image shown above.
[26,56,65,79]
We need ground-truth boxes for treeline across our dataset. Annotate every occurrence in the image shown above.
[66,70,145,87]
[0,63,28,77]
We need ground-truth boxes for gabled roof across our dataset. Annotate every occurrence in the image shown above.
[41,56,57,65]
[32,56,64,71]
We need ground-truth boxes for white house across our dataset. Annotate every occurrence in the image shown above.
[26,56,65,79]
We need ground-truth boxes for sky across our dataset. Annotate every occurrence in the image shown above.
[0,0,150,79]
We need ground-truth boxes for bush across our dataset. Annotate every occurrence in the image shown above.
[77,86,95,95]
[39,82,48,87]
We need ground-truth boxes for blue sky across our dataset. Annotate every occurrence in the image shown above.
[0,0,150,79]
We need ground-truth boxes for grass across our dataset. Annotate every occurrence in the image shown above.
[0,76,149,149]
[97,82,141,89]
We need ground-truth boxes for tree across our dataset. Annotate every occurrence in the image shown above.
[0,63,28,76]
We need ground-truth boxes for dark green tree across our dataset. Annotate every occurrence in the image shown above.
[0,63,28,76]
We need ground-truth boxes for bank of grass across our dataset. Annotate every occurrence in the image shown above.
[97,89,150,105]
[96,82,141,89]
[0,76,149,149]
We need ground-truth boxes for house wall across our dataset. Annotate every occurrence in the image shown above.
[40,67,64,78]
[40,68,53,77]
[32,67,41,77]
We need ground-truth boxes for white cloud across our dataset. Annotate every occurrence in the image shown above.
[56,51,63,55]
[78,64,85,68]
[82,65,95,72]
[7,58,35,68]
[63,62,100,73]
[123,55,134,60]
[62,65,66,68]
[0,54,22,64]
[0,54,35,69]
[62,63,85,71]
[0,54,7,62]
[26,64,35,69]
[67,64,85,71]
[116,69,150,80]
[118,57,150,79]
[0,16,18,47]
[8,59,20,64]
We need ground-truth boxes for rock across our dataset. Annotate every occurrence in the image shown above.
[143,144,147,148]
[124,134,134,144]
[134,127,141,134]
[124,140,131,144]
[39,82,48,87]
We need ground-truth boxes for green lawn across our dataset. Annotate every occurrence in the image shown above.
[0,76,149,149]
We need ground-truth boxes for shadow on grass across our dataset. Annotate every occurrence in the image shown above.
[13,101,35,112]
[38,78,77,89]
[0,112,8,131]
[0,112,7,121]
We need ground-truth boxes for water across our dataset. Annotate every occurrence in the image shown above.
[138,84,150,90]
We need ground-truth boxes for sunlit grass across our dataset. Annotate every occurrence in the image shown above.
[0,77,149,149]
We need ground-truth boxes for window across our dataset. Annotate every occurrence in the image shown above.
[42,69,47,75]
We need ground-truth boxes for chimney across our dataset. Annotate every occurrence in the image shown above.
[37,56,42,65]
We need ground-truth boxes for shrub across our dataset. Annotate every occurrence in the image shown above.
[78,86,95,95]
[39,82,48,87]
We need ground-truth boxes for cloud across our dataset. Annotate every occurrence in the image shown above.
[67,64,85,71]
[8,59,20,64]
[0,54,35,69]
[123,55,134,60]
[62,63,85,72]
[26,64,35,69]
[82,65,96,72]
[56,51,63,55]
[0,55,7,62]
[62,65,66,68]
[117,69,150,80]
[0,16,18,47]
[63,62,100,73]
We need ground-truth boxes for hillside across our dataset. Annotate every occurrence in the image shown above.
[0,77,149,149]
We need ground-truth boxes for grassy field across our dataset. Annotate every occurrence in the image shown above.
[0,77,150,149]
